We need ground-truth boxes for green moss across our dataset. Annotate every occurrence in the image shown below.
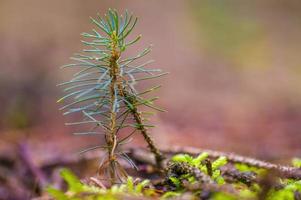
[292,158,301,168]
[47,169,156,200]
[235,163,267,176]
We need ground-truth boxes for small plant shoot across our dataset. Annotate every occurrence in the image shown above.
[58,9,167,183]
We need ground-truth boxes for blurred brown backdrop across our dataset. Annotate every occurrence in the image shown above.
[0,0,301,162]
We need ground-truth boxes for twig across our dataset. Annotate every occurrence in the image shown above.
[203,159,212,177]
[120,89,165,168]
[89,177,107,189]
[222,167,257,186]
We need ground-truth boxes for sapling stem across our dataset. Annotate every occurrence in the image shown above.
[120,89,165,168]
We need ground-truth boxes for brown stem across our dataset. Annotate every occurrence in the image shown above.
[222,167,257,186]
[117,87,165,168]
[204,158,213,177]
[105,33,120,183]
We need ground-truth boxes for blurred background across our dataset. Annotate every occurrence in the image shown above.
[1,0,301,170]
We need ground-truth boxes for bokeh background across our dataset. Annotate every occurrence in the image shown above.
[1,0,301,167]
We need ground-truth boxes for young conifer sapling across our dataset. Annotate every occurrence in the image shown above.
[58,9,167,183]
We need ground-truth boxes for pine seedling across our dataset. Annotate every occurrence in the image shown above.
[58,9,167,182]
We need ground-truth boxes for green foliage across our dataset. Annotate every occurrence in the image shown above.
[169,153,227,190]
[266,180,301,200]
[171,152,209,166]
[169,176,181,188]
[47,188,69,200]
[292,158,301,168]
[171,154,195,163]
[166,153,301,199]
[192,152,209,165]
[212,192,236,200]
[212,156,227,170]
[58,9,166,181]
[211,156,227,184]
[161,191,183,199]
[235,163,267,176]
[47,169,155,200]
